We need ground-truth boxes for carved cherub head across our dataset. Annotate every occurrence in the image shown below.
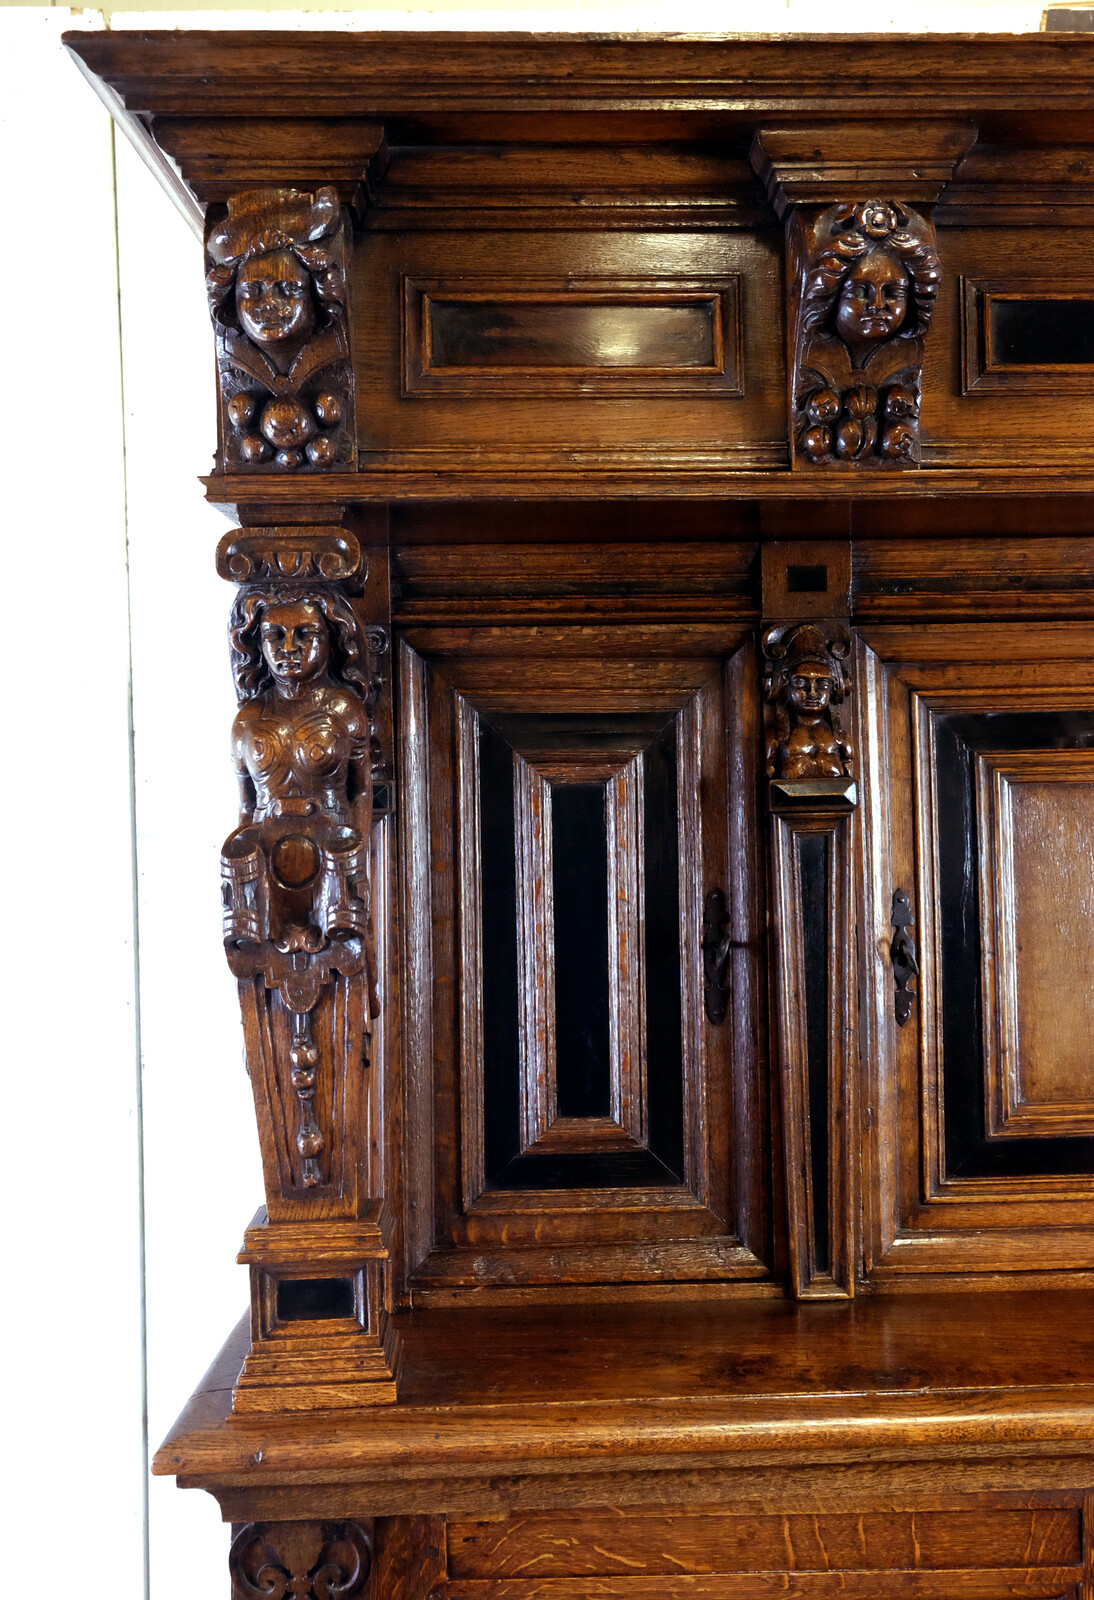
[229,584,372,704]
[206,187,346,372]
[801,200,941,366]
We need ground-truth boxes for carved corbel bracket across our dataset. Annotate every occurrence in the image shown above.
[752,122,978,216]
[752,124,975,471]
[217,524,365,586]
[205,185,363,474]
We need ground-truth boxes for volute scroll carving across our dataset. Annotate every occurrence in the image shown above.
[230,1521,372,1600]
[206,186,354,473]
[789,200,942,468]
[763,622,853,785]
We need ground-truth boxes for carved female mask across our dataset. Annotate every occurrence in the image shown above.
[235,250,317,372]
[764,625,853,782]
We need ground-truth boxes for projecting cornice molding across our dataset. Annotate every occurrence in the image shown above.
[750,122,980,215]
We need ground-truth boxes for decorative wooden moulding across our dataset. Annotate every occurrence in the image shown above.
[401,275,742,398]
[961,276,1094,394]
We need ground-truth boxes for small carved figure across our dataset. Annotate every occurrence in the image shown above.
[220,585,380,1186]
[764,624,853,781]
[206,187,352,471]
[792,200,942,468]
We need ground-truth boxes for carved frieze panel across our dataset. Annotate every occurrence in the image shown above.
[787,201,942,468]
[207,187,355,472]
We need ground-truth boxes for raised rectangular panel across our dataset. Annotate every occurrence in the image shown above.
[355,230,786,472]
[977,750,1094,1138]
[961,276,1094,394]
[856,625,1094,1279]
[397,627,770,1285]
[403,276,739,396]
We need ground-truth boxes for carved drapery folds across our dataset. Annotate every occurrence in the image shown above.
[789,201,941,468]
[207,187,354,472]
[763,622,853,787]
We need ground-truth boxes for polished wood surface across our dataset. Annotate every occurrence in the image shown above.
[65,29,1094,1599]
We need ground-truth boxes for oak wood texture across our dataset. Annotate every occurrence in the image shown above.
[63,29,1094,1600]
[65,31,1094,498]
[156,1291,1094,1509]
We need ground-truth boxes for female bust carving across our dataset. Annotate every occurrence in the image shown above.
[764,625,853,782]
[221,586,379,1011]
[228,586,373,826]
[206,186,349,469]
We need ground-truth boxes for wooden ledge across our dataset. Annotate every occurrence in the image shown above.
[155,1291,1094,1516]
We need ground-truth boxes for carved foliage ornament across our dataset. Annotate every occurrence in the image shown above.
[230,1522,371,1600]
[207,187,353,472]
[763,623,853,782]
[221,583,382,1186]
[790,200,941,468]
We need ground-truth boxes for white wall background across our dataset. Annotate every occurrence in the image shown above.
[2,4,1050,1596]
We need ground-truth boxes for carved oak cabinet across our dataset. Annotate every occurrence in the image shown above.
[67,31,1094,1600]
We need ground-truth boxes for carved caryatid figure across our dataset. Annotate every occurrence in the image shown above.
[763,624,853,781]
[792,200,941,467]
[206,187,352,471]
[221,585,379,1186]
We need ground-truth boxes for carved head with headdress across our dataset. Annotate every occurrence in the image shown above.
[206,187,347,372]
[763,624,852,780]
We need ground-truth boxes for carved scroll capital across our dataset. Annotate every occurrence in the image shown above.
[763,621,854,793]
[217,526,365,585]
[206,186,355,473]
[230,1521,371,1600]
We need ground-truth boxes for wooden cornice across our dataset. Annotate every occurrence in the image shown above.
[64,32,1094,123]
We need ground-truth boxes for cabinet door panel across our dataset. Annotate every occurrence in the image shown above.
[858,625,1094,1280]
[397,625,770,1288]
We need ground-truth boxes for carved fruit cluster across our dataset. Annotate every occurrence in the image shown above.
[227,389,344,470]
[800,381,918,464]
